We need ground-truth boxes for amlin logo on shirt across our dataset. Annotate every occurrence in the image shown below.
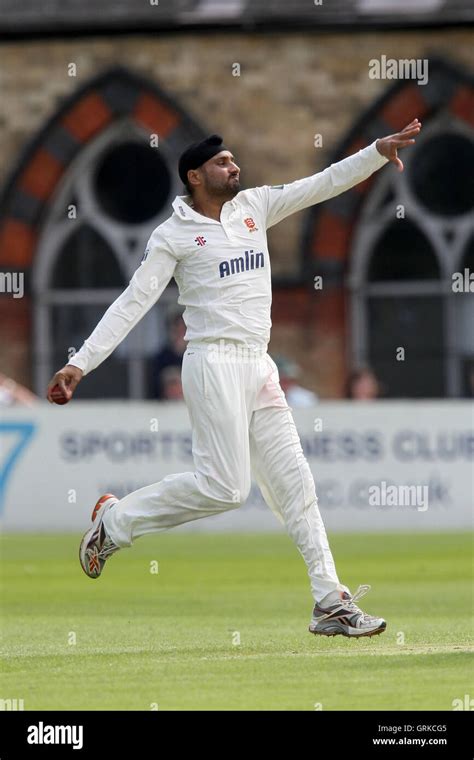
[27,721,83,750]
[219,249,264,278]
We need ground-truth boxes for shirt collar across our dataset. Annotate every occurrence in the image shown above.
[172,195,237,224]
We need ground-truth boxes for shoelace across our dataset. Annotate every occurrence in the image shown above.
[98,537,120,560]
[317,584,372,622]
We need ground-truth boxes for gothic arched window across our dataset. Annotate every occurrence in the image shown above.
[304,59,474,398]
[0,67,207,398]
[350,116,474,398]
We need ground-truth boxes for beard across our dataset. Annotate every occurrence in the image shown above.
[205,174,241,199]
[227,178,241,197]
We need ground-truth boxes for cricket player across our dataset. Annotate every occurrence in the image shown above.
[47,119,421,637]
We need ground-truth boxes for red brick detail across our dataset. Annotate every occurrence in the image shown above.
[0,220,36,268]
[312,211,352,261]
[133,93,180,136]
[449,86,474,127]
[19,149,64,200]
[313,288,346,331]
[272,287,310,323]
[380,85,428,130]
[0,296,31,336]
[62,93,113,142]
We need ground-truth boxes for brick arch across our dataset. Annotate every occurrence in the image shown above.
[299,56,474,396]
[0,66,207,385]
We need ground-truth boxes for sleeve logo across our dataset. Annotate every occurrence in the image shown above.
[244,217,258,232]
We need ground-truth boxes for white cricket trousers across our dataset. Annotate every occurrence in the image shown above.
[103,343,348,603]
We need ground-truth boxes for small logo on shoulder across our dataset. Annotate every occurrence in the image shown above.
[244,217,258,232]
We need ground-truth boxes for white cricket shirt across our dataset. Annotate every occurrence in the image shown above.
[69,141,388,375]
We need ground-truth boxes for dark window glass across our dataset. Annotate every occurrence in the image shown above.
[52,226,124,289]
[458,237,474,396]
[367,296,445,397]
[409,133,474,217]
[461,237,474,270]
[462,358,474,397]
[94,141,171,223]
[368,220,439,281]
[52,305,129,398]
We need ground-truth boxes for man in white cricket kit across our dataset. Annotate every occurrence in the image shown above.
[47,119,421,638]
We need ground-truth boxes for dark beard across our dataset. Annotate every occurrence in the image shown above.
[224,180,241,198]
[207,176,241,199]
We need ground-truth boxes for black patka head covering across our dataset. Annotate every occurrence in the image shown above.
[178,134,228,186]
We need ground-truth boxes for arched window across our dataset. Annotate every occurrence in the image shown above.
[304,59,474,399]
[350,115,474,397]
[0,67,208,398]
[33,120,181,399]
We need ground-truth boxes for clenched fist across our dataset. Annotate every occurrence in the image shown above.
[46,364,83,405]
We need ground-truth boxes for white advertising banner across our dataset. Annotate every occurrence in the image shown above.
[0,401,472,532]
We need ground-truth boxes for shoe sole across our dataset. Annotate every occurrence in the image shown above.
[309,621,387,638]
[79,494,117,579]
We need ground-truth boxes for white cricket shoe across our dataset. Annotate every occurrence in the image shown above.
[79,494,120,579]
[309,584,386,638]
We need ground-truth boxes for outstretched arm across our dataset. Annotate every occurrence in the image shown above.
[259,119,421,229]
[46,231,177,404]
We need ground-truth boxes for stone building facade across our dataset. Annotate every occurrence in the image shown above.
[0,27,473,398]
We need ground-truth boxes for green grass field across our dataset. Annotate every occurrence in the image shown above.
[1,531,472,711]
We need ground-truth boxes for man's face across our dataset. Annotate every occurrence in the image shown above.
[193,150,241,198]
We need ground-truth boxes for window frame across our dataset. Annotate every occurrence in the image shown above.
[32,119,181,399]
[348,116,474,398]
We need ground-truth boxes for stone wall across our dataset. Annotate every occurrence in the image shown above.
[0,29,472,395]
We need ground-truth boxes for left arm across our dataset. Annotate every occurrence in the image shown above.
[259,119,421,229]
